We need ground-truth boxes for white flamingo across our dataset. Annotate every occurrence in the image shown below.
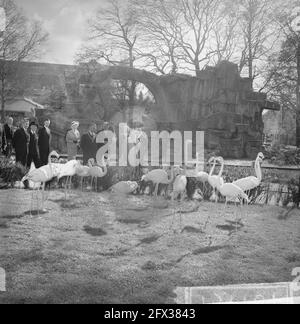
[110,181,139,195]
[216,157,250,229]
[57,159,81,199]
[233,152,264,194]
[26,162,41,190]
[75,163,90,191]
[171,166,188,233]
[141,168,175,197]
[207,157,220,203]
[22,151,60,214]
[88,156,108,192]
[195,153,209,183]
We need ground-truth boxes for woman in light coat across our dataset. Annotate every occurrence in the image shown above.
[66,121,81,161]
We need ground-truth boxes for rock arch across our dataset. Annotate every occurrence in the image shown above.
[91,66,175,122]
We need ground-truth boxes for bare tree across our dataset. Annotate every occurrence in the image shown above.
[0,0,48,120]
[132,0,181,75]
[77,0,142,107]
[234,0,281,86]
[134,0,240,77]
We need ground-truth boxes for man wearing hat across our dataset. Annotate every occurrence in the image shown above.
[27,121,40,168]
[38,119,52,166]
[81,123,97,165]
[12,119,30,166]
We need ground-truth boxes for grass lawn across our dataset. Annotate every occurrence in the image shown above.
[0,189,300,304]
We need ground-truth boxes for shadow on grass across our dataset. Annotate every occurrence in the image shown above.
[193,245,230,255]
[181,226,204,234]
[0,221,8,229]
[24,210,49,216]
[1,214,25,220]
[83,226,107,237]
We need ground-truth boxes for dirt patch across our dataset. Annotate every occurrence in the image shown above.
[83,226,107,237]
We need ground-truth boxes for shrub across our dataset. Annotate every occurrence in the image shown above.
[0,158,27,188]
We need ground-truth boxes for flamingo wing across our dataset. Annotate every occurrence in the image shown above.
[233,176,260,192]
[208,175,219,189]
[173,175,187,192]
[197,172,209,182]
[147,170,169,184]
[220,183,249,202]
[27,168,49,183]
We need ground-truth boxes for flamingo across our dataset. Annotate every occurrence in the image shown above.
[171,166,188,233]
[172,166,188,201]
[88,156,108,192]
[207,157,220,203]
[233,152,265,194]
[25,162,41,190]
[75,163,90,191]
[110,181,139,195]
[57,159,81,199]
[194,153,209,183]
[141,168,175,197]
[22,151,60,214]
[216,157,250,229]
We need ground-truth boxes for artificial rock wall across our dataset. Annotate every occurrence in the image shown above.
[13,60,279,158]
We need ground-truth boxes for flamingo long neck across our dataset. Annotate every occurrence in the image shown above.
[209,159,216,176]
[255,157,262,182]
[48,152,53,176]
[168,167,175,184]
[218,159,224,180]
[215,159,224,190]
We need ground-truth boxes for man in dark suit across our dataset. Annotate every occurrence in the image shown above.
[27,121,40,168]
[12,119,30,166]
[81,123,97,165]
[38,119,51,166]
[2,117,14,157]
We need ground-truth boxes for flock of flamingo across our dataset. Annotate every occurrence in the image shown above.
[20,149,265,225]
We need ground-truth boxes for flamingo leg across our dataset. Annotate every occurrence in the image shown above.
[64,177,69,200]
[42,182,46,212]
[234,201,239,232]
[37,186,40,216]
[30,190,34,216]
[179,200,183,233]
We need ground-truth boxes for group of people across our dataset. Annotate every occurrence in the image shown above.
[66,121,114,164]
[0,116,113,168]
[1,117,51,168]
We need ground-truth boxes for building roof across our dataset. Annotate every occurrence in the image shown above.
[4,97,45,114]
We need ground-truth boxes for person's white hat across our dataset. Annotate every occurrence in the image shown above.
[71,121,80,127]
